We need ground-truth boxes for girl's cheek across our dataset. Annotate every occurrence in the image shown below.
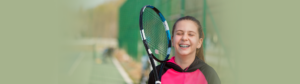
[174,37,181,42]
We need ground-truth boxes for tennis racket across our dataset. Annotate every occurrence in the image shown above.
[139,5,172,84]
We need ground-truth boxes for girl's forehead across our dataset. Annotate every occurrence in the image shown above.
[175,20,198,31]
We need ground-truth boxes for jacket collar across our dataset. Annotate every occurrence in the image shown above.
[165,56,206,72]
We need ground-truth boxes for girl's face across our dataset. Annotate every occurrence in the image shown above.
[172,20,203,56]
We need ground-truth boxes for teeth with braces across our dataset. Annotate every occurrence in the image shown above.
[179,45,190,48]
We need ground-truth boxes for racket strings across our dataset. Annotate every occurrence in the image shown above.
[142,8,168,61]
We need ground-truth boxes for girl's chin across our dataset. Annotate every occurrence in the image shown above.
[177,52,191,56]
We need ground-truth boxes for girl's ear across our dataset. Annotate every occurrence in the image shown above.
[197,38,203,48]
[171,36,174,47]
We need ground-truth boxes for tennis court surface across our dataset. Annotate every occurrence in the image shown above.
[59,51,130,84]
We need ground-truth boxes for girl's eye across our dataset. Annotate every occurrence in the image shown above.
[176,32,182,35]
[189,34,194,36]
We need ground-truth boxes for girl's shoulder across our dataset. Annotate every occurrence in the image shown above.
[196,59,221,84]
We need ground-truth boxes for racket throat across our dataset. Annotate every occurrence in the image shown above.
[149,55,160,82]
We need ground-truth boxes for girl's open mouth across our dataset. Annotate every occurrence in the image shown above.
[179,44,190,48]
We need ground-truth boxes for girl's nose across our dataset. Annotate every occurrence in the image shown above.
[181,34,188,41]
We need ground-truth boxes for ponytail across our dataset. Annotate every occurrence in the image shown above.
[196,30,205,62]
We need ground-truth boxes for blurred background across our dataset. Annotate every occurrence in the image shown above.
[4,0,300,84]
[60,0,236,84]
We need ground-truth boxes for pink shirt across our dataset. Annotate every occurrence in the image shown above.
[161,57,208,84]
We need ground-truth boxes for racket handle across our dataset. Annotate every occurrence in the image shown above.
[155,81,161,84]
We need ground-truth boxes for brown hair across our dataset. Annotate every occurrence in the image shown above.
[171,16,205,62]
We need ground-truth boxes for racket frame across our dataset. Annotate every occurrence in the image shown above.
[139,5,172,84]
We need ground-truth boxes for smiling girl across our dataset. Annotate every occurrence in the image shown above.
[148,16,221,84]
